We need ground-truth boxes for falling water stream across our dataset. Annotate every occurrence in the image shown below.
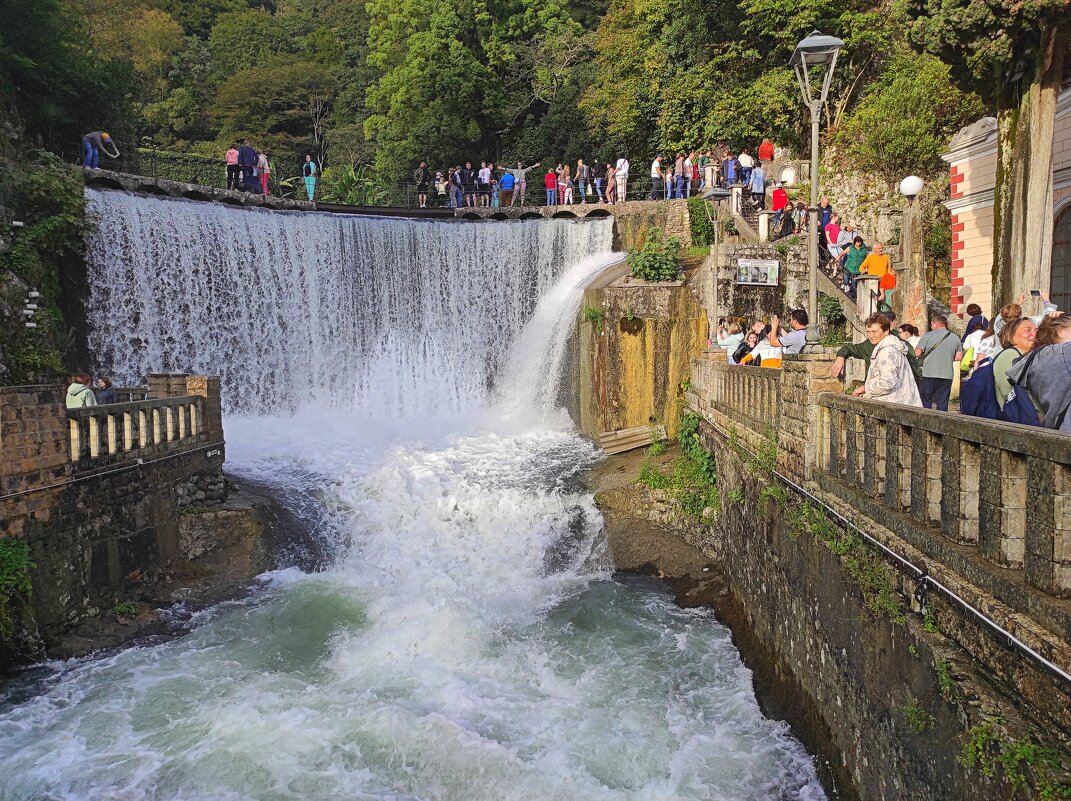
[0,192,827,801]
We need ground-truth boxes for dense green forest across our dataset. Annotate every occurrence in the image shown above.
[1,0,988,190]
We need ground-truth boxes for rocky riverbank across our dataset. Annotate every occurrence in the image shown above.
[2,478,309,673]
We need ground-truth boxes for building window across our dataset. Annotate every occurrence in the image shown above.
[1054,206,1071,314]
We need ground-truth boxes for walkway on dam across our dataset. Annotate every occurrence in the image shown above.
[81,167,634,221]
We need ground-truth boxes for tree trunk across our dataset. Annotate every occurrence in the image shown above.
[991,21,1069,307]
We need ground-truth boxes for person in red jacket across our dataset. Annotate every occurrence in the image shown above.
[771,183,789,234]
[758,138,775,162]
[544,168,558,206]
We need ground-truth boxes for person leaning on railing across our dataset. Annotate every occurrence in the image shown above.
[851,313,921,406]
[66,374,98,409]
[830,311,922,381]
[1007,313,1071,432]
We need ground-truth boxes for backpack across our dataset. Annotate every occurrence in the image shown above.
[959,362,1002,420]
[960,353,1041,426]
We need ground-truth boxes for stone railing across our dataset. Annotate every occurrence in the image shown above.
[687,350,782,453]
[67,395,204,465]
[817,393,1071,599]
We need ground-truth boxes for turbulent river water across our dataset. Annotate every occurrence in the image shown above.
[0,192,826,801]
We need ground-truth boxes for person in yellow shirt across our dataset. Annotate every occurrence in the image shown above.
[859,242,894,306]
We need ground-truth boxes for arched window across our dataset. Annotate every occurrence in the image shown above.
[1053,205,1071,313]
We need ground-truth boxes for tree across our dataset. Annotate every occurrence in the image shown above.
[908,0,1071,305]
[212,56,337,167]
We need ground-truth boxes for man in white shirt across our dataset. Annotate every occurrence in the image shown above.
[615,156,629,203]
[683,153,694,198]
[768,309,809,354]
[737,148,755,187]
[649,155,664,200]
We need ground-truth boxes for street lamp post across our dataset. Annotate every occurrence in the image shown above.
[790,31,844,330]
[899,175,925,326]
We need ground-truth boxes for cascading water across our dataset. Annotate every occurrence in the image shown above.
[0,192,827,801]
[83,189,612,416]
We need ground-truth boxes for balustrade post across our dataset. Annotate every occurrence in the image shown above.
[979,446,1028,567]
[106,414,118,455]
[844,412,860,487]
[69,419,82,462]
[123,411,134,451]
[862,417,884,499]
[941,438,980,545]
[152,408,161,444]
[1025,460,1071,597]
[178,404,187,439]
[189,403,199,436]
[165,406,175,442]
[88,415,101,459]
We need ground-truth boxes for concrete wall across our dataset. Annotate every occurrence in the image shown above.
[0,376,227,653]
[577,266,706,439]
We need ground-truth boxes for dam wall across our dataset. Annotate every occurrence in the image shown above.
[668,352,1071,800]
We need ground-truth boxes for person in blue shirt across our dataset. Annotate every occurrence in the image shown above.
[748,162,766,208]
[302,154,318,201]
[498,169,516,206]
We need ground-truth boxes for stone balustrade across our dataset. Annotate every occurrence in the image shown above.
[688,350,780,439]
[817,393,1071,599]
[67,396,203,466]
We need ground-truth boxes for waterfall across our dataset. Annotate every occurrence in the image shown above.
[84,189,613,416]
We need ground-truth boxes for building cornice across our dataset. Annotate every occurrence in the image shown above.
[945,190,995,214]
[1058,84,1071,119]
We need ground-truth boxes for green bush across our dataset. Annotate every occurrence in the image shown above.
[112,601,140,618]
[687,197,716,247]
[628,228,682,283]
[0,538,34,640]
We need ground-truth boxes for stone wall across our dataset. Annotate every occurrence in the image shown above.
[0,375,229,655]
[577,266,706,439]
[706,242,810,323]
[675,352,1071,799]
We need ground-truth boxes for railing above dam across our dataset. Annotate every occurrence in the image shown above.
[687,349,1071,663]
[67,396,203,466]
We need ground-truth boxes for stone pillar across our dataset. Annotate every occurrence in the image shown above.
[757,211,773,242]
[147,373,191,399]
[777,353,841,484]
[730,184,743,216]
[185,376,223,442]
[0,383,70,538]
[855,275,881,323]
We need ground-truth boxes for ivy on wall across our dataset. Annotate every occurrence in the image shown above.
[0,153,89,383]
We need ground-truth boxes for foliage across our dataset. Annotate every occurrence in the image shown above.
[0,153,89,382]
[637,412,720,520]
[627,228,681,283]
[900,699,937,733]
[818,294,847,327]
[647,440,667,457]
[0,537,34,640]
[112,601,140,617]
[687,197,716,247]
[831,54,984,181]
[960,720,1071,800]
[935,658,955,699]
[582,305,605,333]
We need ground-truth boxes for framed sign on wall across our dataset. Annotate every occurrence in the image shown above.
[736,258,780,286]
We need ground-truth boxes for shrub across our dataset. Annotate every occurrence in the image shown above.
[628,228,682,282]
[0,538,34,640]
[687,196,716,247]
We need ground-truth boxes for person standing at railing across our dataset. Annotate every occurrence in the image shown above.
[478,161,493,207]
[591,159,606,203]
[225,143,241,190]
[852,313,922,406]
[66,374,98,409]
[1007,313,1071,431]
[505,161,539,206]
[414,162,432,208]
[859,242,892,306]
[604,161,617,203]
[81,131,120,169]
[544,167,558,206]
[498,168,515,206]
[302,154,318,201]
[576,159,590,203]
[237,140,257,191]
[257,151,271,196]
[914,315,963,412]
[771,183,789,232]
[449,167,464,208]
[614,155,629,203]
[434,171,449,207]
[95,377,117,404]
[649,154,664,200]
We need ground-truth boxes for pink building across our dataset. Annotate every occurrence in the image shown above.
[941,87,1071,317]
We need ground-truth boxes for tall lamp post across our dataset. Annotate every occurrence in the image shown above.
[899,175,925,325]
[790,31,844,328]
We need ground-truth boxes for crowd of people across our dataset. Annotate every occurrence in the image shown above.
[64,374,116,408]
[223,142,319,200]
[714,294,1070,434]
[406,139,779,209]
